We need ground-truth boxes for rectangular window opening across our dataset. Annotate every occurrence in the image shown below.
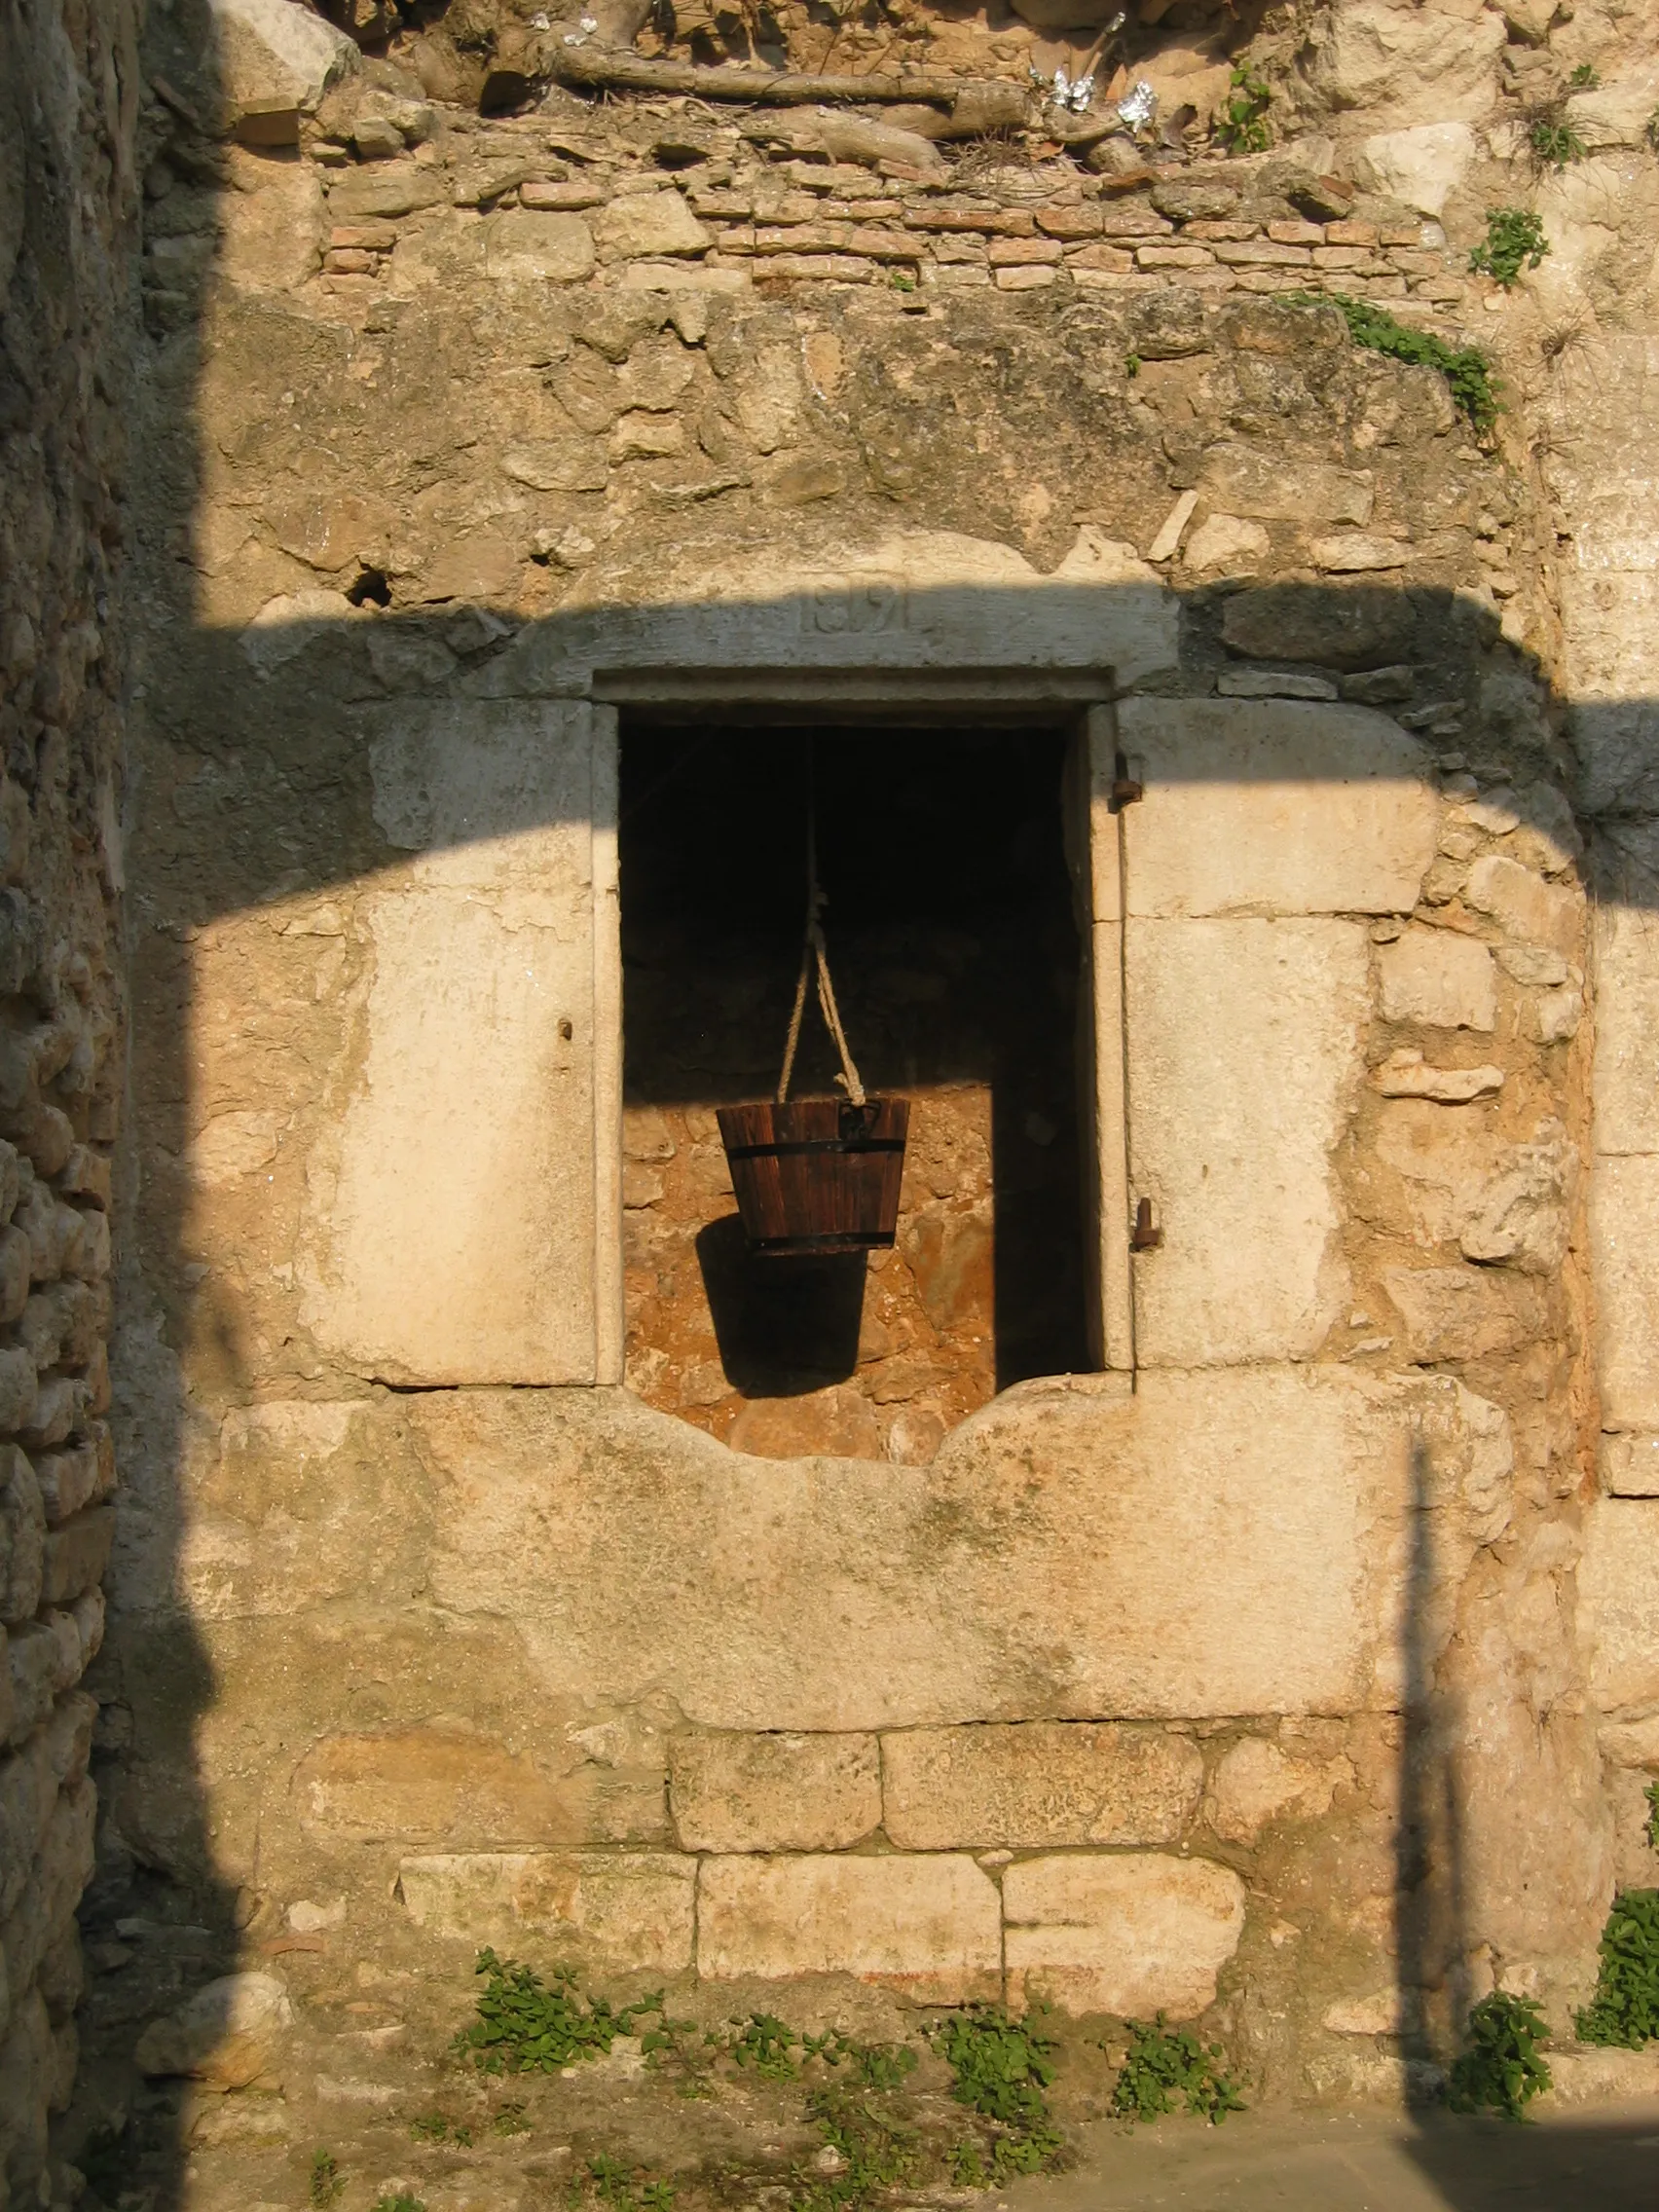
[617,718,1104,1462]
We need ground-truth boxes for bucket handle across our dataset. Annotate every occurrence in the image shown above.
[776,788,866,1110]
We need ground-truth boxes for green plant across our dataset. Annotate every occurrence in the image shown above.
[793,2079,922,2212]
[1646,1782,1659,1851]
[1468,207,1549,289]
[1111,2016,1245,2125]
[410,2114,471,2146]
[1447,1992,1552,2120]
[931,2005,1063,2178]
[1213,64,1272,155]
[588,2155,676,2212]
[640,2010,720,2098]
[492,2102,531,2137]
[1315,293,1501,435]
[1125,351,1141,379]
[453,1951,657,2076]
[1568,62,1599,89]
[371,2197,426,2212]
[1647,105,1659,153]
[729,2011,802,2081]
[311,2150,344,2209]
[1575,1889,1659,2046]
[1529,113,1586,167]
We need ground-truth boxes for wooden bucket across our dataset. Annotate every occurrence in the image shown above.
[718,1098,909,1256]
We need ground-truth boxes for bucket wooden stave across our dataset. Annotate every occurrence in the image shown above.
[718,1098,909,1255]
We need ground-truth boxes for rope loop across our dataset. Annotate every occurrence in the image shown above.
[775,789,866,1109]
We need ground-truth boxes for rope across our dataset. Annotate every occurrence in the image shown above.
[776,792,866,1108]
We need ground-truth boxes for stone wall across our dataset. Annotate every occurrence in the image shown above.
[9,0,1658,2194]
[0,1,141,2201]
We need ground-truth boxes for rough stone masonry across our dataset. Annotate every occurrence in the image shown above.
[7,0,1659,2202]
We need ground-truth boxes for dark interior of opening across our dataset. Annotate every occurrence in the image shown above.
[619,720,1092,1433]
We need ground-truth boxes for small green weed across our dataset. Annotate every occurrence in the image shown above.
[1112,2017,1245,2125]
[410,2114,472,2146]
[1529,114,1586,167]
[1213,64,1272,155]
[640,2010,720,2098]
[492,2102,531,2137]
[588,2154,677,2212]
[371,2196,426,2212]
[1648,106,1659,153]
[1315,293,1501,435]
[1125,351,1141,379]
[1469,207,1549,289]
[1568,62,1599,89]
[1575,1889,1659,2046]
[932,2004,1062,2178]
[310,2150,344,2209]
[453,1950,657,2076]
[794,2079,921,2212]
[1447,1992,1551,2120]
[1645,1782,1659,1852]
[729,2011,802,2082]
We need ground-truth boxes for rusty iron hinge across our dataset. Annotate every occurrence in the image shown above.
[1129,1198,1162,1251]
[1110,750,1144,811]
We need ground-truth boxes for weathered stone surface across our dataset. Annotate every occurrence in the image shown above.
[37,1507,112,1607]
[1220,584,1417,670]
[399,1851,696,1969]
[669,1732,878,1852]
[292,1727,656,1847]
[1372,1103,1570,1271]
[1372,1053,1503,1102]
[208,0,358,120]
[597,191,713,260]
[1582,1499,1659,1713]
[1118,698,1437,917]
[1352,122,1477,215]
[484,210,597,284]
[881,1723,1202,1849]
[1593,904,1659,1155]
[133,1972,292,2086]
[297,702,609,1385]
[1003,1853,1246,2017]
[1198,443,1373,526]
[391,1370,1511,1730]
[1378,929,1496,1031]
[1602,1432,1659,1497]
[1301,2,1503,132]
[1126,917,1367,1366]
[697,1854,1001,2000]
[1206,1735,1351,1843]
[1590,1157,1659,1430]
[1382,1265,1549,1361]
[1464,855,1581,955]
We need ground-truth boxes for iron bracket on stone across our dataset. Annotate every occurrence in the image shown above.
[1110,750,1144,810]
[1129,1198,1162,1251]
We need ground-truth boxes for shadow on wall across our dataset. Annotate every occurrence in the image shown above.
[68,26,1659,2211]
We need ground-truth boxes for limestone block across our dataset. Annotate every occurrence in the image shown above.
[1592,904,1659,1156]
[484,211,597,284]
[597,192,713,260]
[669,1732,879,1853]
[1117,698,1438,917]
[298,701,613,1385]
[0,1348,37,1435]
[1220,584,1416,670]
[881,1723,1202,1849]
[1602,1433,1659,1497]
[482,525,1177,692]
[1206,1736,1350,1843]
[1382,1265,1549,1362]
[292,1726,648,1847]
[399,1851,695,1971]
[0,1225,27,1323]
[1125,917,1367,1367]
[1590,1158,1659,1430]
[1583,1498,1659,1712]
[1372,1103,1572,1272]
[208,0,358,120]
[1299,2,1503,132]
[1352,122,1477,217]
[413,1368,1513,1728]
[218,157,324,294]
[1463,855,1581,955]
[133,1972,292,2087]
[1197,443,1373,526]
[1183,514,1269,577]
[1003,1854,1245,2018]
[0,1448,43,1626]
[697,1854,1002,2001]
[37,1507,112,1608]
[1378,929,1496,1031]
